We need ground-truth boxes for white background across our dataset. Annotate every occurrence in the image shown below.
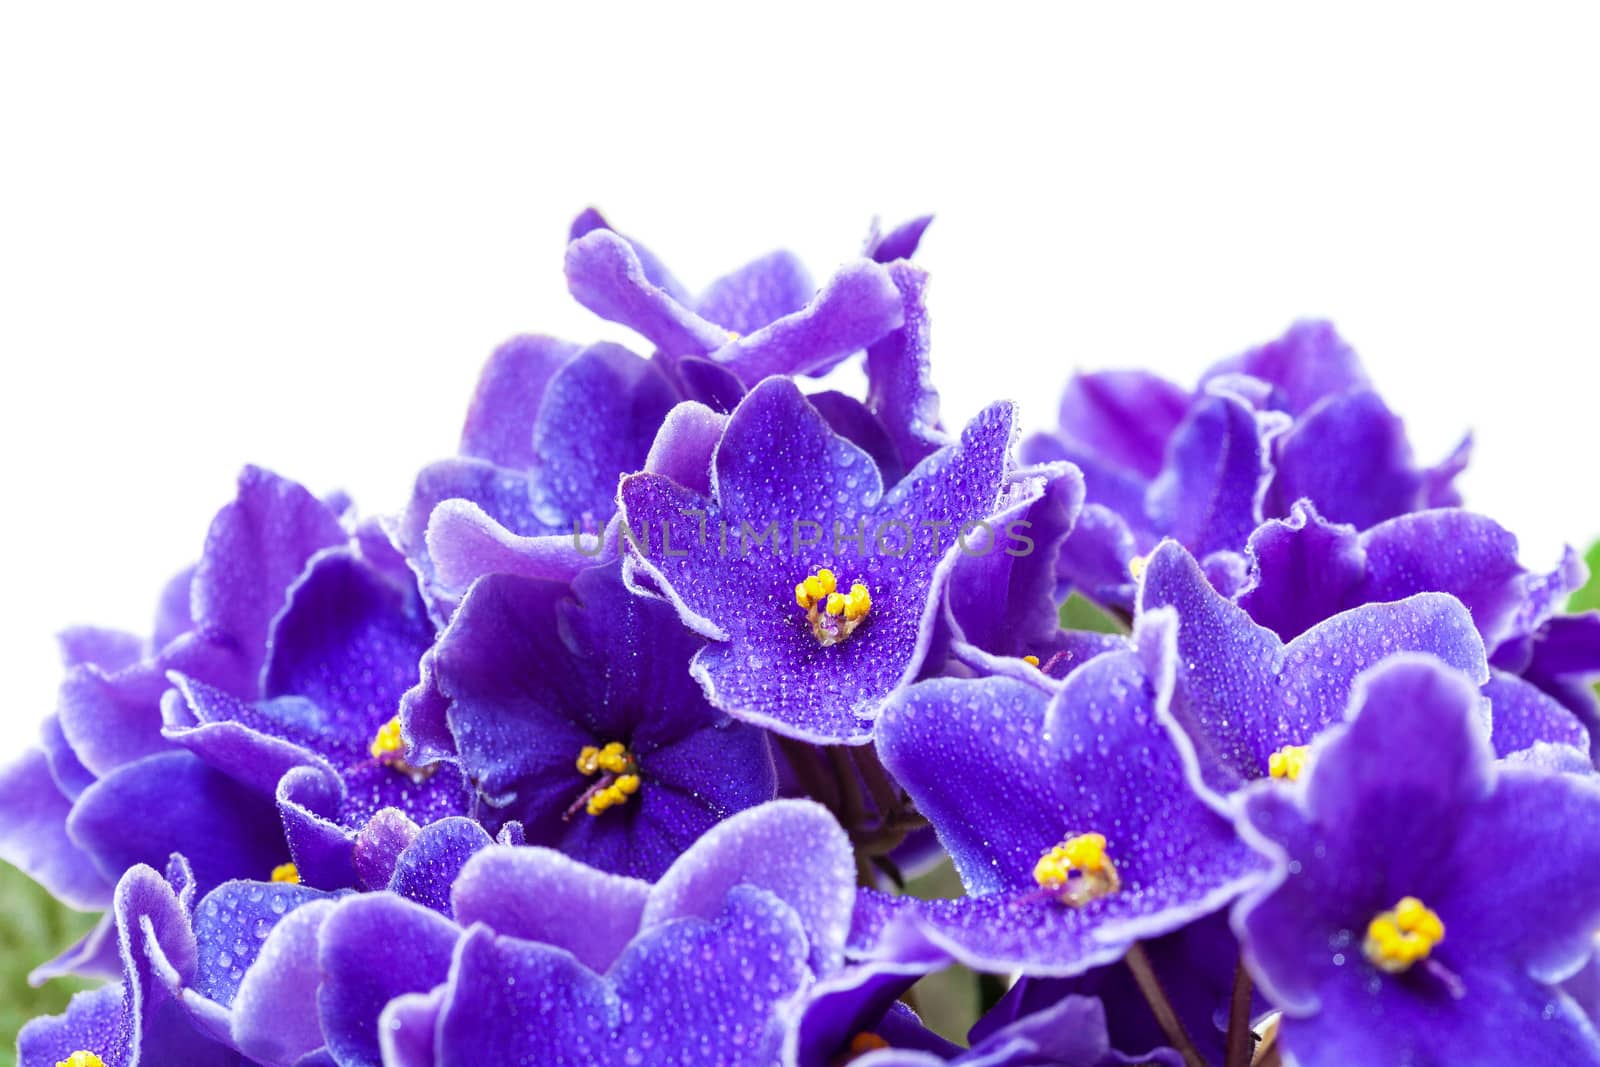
[2,5,1597,757]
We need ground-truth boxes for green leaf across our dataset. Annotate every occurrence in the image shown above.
[1058,592,1130,634]
[0,861,102,1066]
[1568,541,1600,614]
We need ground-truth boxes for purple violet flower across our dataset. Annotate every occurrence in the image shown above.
[399,211,944,614]
[1234,654,1600,1065]
[17,858,240,1067]
[222,799,856,1067]
[1026,320,1469,611]
[870,612,1269,976]
[1138,539,1590,795]
[1238,500,1600,754]
[0,466,360,922]
[409,561,776,879]
[618,377,1019,743]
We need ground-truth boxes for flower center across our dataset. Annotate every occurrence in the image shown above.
[57,1054,105,1067]
[1267,744,1310,781]
[571,742,641,817]
[830,1032,890,1064]
[368,715,436,783]
[795,567,872,646]
[1033,832,1121,907]
[270,862,300,885]
[1363,896,1445,973]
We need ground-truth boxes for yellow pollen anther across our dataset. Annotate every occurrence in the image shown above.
[57,1054,106,1067]
[1128,554,1149,581]
[849,1032,891,1053]
[270,863,300,885]
[1363,896,1445,973]
[1023,655,1041,667]
[574,742,640,817]
[1268,744,1311,782]
[1033,832,1121,907]
[798,569,871,645]
[796,568,838,609]
[369,716,406,761]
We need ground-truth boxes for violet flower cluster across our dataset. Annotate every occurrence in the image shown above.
[6,208,1600,1067]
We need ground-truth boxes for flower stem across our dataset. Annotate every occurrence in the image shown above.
[1123,943,1205,1067]
[1224,958,1256,1067]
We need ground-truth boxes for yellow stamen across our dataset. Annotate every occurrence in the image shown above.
[849,1032,891,1053]
[1023,655,1041,667]
[575,742,640,817]
[369,716,406,761]
[1033,832,1121,907]
[57,1055,105,1067]
[797,569,871,645]
[796,568,838,609]
[1267,744,1311,782]
[1128,554,1148,581]
[1363,896,1445,973]
[270,862,300,885]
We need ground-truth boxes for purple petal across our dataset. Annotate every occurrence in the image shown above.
[425,497,611,595]
[191,878,331,1008]
[566,228,729,356]
[57,626,143,673]
[1146,391,1275,559]
[708,259,904,385]
[232,898,338,1066]
[946,464,1085,660]
[693,250,815,335]
[643,799,855,978]
[387,817,492,918]
[866,215,935,264]
[458,333,579,470]
[1203,319,1369,416]
[68,750,287,894]
[57,661,171,778]
[451,845,648,973]
[864,262,946,468]
[190,465,347,679]
[1052,370,1192,482]
[569,207,693,304]
[528,341,681,528]
[351,807,420,891]
[317,893,460,1067]
[1237,501,1365,642]
[0,746,111,909]
[431,926,613,1064]
[1264,389,1428,529]
[1484,671,1591,760]
[263,551,433,760]
[642,401,727,497]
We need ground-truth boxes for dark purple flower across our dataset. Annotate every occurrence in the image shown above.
[413,561,775,879]
[1026,321,1468,611]
[162,545,473,890]
[1239,500,1600,753]
[1234,654,1600,1065]
[619,377,1019,743]
[1138,539,1589,795]
[871,612,1269,977]
[1,466,354,920]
